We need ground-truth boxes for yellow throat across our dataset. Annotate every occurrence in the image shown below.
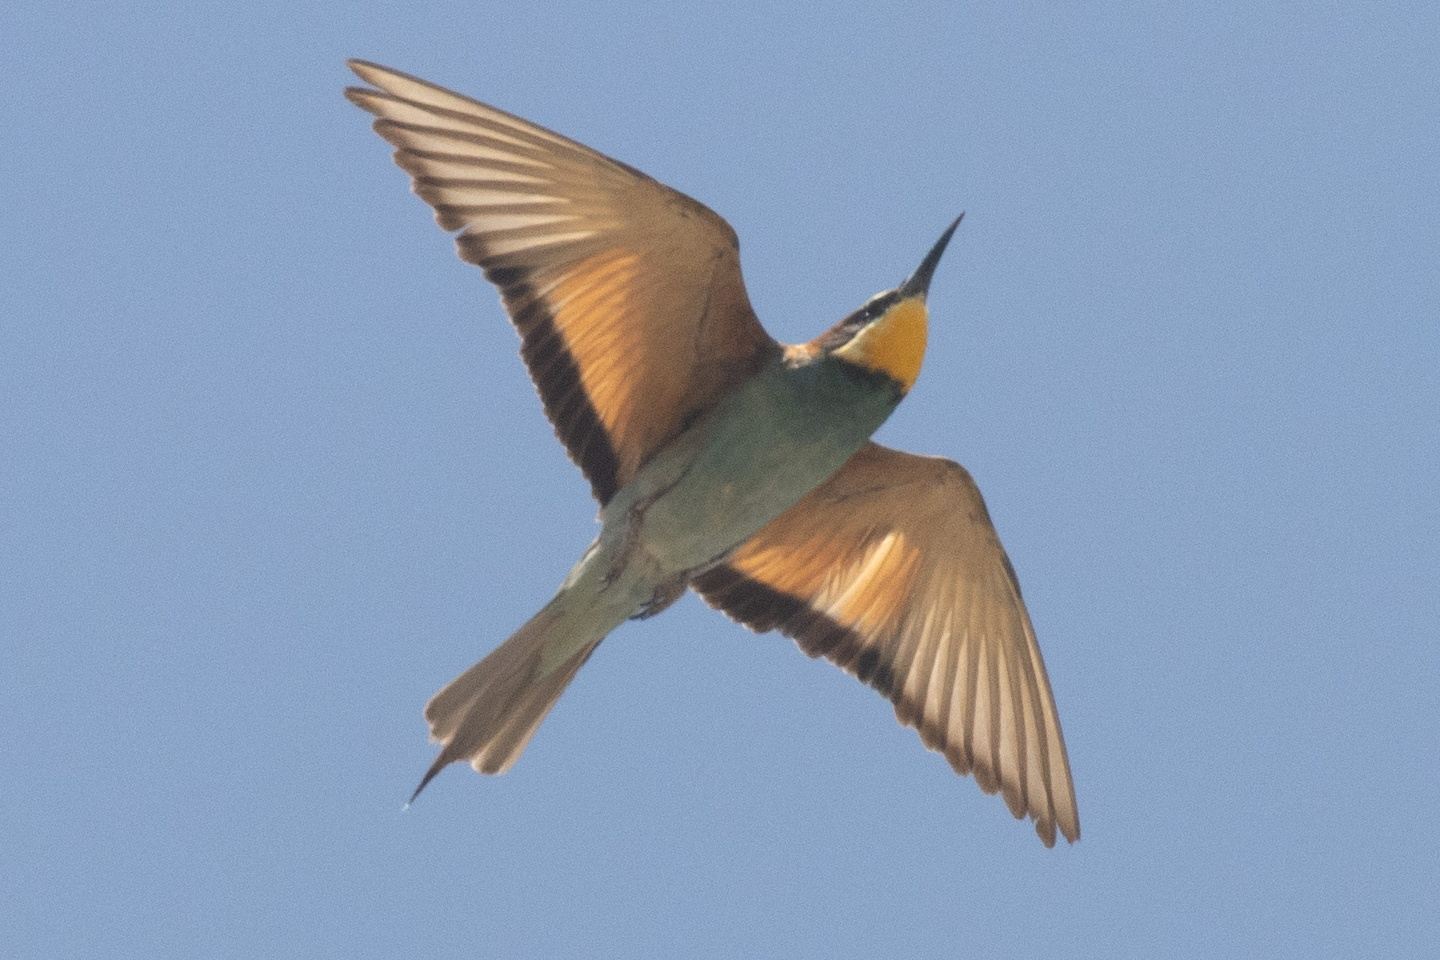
[832,297,929,392]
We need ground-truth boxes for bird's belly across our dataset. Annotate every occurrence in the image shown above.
[635,431,850,571]
[602,362,897,580]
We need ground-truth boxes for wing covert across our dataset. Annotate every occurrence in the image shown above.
[693,442,1079,846]
[347,61,777,503]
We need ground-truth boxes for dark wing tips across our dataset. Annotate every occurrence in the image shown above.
[346,58,443,101]
[342,85,373,110]
[343,59,401,108]
[346,57,384,79]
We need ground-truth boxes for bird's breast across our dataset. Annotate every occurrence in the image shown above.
[601,358,901,578]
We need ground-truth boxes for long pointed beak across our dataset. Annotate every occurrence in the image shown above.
[899,213,964,300]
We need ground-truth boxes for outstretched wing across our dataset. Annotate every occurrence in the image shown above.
[693,442,1078,846]
[347,61,777,504]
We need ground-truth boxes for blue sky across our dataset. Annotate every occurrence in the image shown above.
[3,2,1436,957]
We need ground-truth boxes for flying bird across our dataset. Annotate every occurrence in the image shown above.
[346,60,1079,845]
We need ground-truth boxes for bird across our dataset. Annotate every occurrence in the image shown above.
[345,60,1079,846]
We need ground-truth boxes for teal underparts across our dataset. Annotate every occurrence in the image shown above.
[602,354,903,581]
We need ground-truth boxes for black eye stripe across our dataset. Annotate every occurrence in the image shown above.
[841,291,900,335]
[806,288,905,356]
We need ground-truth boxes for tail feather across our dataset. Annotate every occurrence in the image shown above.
[485,642,600,773]
[409,603,603,802]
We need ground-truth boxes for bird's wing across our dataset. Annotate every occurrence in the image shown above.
[692,442,1079,846]
[347,61,777,504]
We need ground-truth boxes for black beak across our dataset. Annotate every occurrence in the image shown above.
[899,213,963,300]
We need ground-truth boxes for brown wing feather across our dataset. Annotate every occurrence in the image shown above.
[347,61,777,503]
[693,442,1079,847]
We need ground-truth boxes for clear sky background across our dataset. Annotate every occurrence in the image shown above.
[3,2,1436,958]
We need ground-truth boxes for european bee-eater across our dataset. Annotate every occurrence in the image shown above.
[346,61,1078,845]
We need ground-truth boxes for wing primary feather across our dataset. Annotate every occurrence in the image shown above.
[946,619,975,777]
[962,589,985,784]
[994,624,1026,819]
[1008,604,1046,830]
[985,600,1005,797]
[346,88,573,160]
[395,152,550,185]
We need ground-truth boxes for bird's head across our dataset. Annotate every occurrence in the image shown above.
[817,215,962,394]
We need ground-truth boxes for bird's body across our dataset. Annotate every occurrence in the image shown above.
[423,303,913,786]
[347,61,1080,845]
[606,348,903,585]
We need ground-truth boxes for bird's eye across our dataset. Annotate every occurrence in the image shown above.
[864,291,898,320]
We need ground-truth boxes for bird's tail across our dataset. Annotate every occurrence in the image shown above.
[408,550,636,801]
